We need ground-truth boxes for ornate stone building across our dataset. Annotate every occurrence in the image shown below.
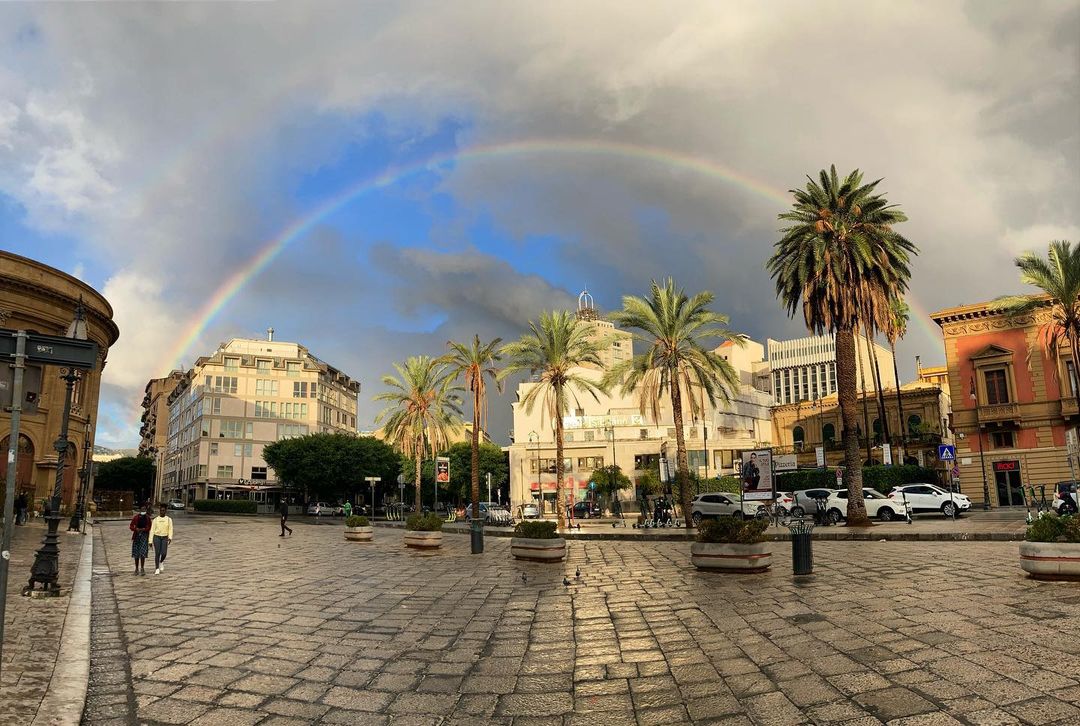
[1,251,119,512]
[932,297,1077,508]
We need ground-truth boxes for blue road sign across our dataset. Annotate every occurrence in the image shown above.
[938,444,956,461]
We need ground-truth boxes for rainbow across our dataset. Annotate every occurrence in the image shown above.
[159,139,941,373]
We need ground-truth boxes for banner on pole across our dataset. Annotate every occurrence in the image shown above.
[435,457,449,483]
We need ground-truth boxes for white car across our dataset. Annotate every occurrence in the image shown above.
[889,484,971,518]
[827,488,906,522]
[691,493,769,524]
[520,502,541,519]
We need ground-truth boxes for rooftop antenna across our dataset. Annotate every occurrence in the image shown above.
[576,287,598,321]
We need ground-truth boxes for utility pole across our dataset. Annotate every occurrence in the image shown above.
[0,331,28,679]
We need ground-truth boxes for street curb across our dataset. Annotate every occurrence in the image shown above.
[372,521,1024,542]
[31,527,93,726]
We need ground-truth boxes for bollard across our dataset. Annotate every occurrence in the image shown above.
[789,519,815,575]
[470,519,484,554]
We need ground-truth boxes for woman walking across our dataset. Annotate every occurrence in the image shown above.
[129,504,152,575]
[150,504,174,575]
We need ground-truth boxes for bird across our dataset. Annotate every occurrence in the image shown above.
[563,577,570,586]
[208,537,212,542]
[521,573,527,584]
[575,567,581,578]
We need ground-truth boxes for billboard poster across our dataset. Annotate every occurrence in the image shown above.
[740,449,773,501]
[435,457,450,484]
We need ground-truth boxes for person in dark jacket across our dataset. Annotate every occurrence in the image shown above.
[279,498,292,537]
[129,506,152,575]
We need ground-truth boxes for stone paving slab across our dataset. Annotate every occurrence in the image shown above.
[85,516,1080,725]
[0,522,86,723]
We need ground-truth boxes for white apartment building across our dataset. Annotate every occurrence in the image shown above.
[160,333,360,508]
[506,335,774,516]
[767,333,895,405]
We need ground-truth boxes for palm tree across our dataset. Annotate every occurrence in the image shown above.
[603,279,742,530]
[441,335,503,523]
[997,241,1080,396]
[886,298,910,456]
[767,165,916,525]
[374,356,462,513]
[500,311,606,530]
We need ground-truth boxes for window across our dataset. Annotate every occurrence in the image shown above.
[577,456,604,470]
[210,443,218,455]
[224,357,239,371]
[286,361,300,377]
[256,359,271,372]
[245,422,253,439]
[689,427,697,439]
[984,369,1009,405]
[212,397,221,414]
[220,420,243,438]
[210,376,238,394]
[640,429,649,440]
[251,467,267,480]
[198,464,208,478]
[215,465,234,478]
[793,426,805,445]
[574,408,585,417]
[584,431,595,442]
[293,381,308,398]
[907,415,922,436]
[991,431,1015,449]
[255,379,278,396]
[1068,361,1078,397]
[822,423,835,443]
[277,423,309,439]
[310,383,317,398]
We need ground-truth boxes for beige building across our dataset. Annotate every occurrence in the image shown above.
[160,333,361,508]
[138,370,185,502]
[1,251,119,513]
[767,333,895,405]
[506,331,774,516]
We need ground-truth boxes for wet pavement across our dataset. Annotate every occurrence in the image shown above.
[81,515,1080,725]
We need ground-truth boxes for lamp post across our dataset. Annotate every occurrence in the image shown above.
[529,430,539,514]
[26,302,88,595]
[363,476,380,518]
[68,419,93,532]
[970,376,991,510]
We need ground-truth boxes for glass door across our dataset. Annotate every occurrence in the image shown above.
[994,461,1024,506]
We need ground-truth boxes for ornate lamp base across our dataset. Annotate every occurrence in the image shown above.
[24,511,63,597]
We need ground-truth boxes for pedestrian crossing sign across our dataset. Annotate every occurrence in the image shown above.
[938,444,956,461]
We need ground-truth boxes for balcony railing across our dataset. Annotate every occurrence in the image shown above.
[977,403,1020,424]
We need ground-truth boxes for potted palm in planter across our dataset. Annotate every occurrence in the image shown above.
[691,517,772,573]
[510,520,566,562]
[404,512,443,549]
[344,515,373,542]
[1019,513,1080,580]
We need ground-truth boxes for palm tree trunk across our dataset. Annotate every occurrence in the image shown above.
[865,327,891,451]
[554,384,566,530]
[836,326,870,525]
[858,336,872,464]
[890,341,905,459]
[414,437,422,513]
[471,388,481,521]
[670,380,693,529]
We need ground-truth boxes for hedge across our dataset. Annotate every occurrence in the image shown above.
[193,499,257,514]
[776,465,938,494]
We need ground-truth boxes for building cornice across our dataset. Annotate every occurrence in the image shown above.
[930,295,1052,327]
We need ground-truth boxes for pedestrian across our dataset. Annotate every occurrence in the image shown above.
[314,502,321,525]
[150,503,173,575]
[343,500,352,518]
[15,492,27,525]
[129,504,152,575]
[279,498,292,537]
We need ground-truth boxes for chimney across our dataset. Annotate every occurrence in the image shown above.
[267,327,275,342]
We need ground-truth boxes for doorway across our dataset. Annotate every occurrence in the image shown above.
[993,460,1024,506]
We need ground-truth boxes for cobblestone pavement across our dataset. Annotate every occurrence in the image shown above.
[0,521,84,723]
[84,516,1080,726]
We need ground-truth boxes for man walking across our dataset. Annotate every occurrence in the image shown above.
[279,498,292,536]
[150,503,174,575]
[343,500,352,518]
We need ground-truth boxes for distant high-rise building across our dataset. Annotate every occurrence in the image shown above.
[575,289,632,370]
[160,334,360,507]
[766,333,895,405]
[139,370,186,503]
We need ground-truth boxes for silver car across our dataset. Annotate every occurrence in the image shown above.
[691,493,745,525]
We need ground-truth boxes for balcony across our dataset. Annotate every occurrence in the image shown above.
[1062,397,1079,418]
[977,403,1020,425]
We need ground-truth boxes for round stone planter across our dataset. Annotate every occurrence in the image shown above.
[690,542,772,573]
[344,526,373,542]
[510,537,566,562]
[404,530,443,549]
[1019,541,1080,580]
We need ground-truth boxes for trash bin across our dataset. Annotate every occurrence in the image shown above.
[789,519,815,575]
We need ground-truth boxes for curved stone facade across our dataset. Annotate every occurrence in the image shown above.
[0,251,119,513]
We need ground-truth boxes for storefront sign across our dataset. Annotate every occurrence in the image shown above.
[993,460,1020,473]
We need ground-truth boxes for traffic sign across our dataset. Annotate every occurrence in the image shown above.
[938,444,956,461]
[589,481,596,490]
[1,329,98,370]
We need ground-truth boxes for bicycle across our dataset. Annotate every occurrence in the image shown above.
[754,501,792,527]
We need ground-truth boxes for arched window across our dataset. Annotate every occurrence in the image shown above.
[907,414,922,436]
[793,426,805,445]
[872,418,882,442]
[822,423,835,443]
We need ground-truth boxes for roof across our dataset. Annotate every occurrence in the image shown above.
[931,295,1052,326]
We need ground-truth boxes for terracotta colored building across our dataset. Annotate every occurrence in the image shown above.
[932,297,1077,508]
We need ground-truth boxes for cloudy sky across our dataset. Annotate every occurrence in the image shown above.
[1,1,1077,449]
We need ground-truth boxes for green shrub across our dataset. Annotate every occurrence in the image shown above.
[193,499,257,514]
[405,512,443,532]
[1026,513,1080,543]
[513,520,559,539]
[345,515,369,527]
[697,517,768,544]
[696,475,742,494]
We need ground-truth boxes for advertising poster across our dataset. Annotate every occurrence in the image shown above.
[435,457,450,484]
[740,449,773,501]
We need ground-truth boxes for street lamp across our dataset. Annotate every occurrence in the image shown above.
[970,376,991,510]
[67,419,93,532]
[27,301,88,595]
[363,476,380,518]
[529,430,539,513]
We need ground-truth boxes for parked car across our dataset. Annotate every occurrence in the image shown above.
[572,500,602,519]
[1052,481,1079,515]
[520,502,541,519]
[690,493,761,524]
[167,499,185,510]
[889,484,971,517]
[467,502,513,524]
[306,501,338,516]
[791,489,839,517]
[826,488,905,522]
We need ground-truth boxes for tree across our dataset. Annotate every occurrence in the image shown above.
[603,278,742,530]
[441,335,502,521]
[767,165,916,525]
[374,356,462,512]
[887,298,910,453]
[94,456,155,505]
[445,441,508,503]
[997,241,1080,395]
[500,310,606,530]
[262,433,399,501]
[589,464,631,509]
